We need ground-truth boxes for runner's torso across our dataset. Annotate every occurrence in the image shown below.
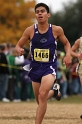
[30,24,57,67]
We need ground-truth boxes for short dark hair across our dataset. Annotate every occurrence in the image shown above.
[0,44,5,51]
[35,3,49,13]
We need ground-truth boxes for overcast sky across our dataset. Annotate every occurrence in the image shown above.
[36,0,77,13]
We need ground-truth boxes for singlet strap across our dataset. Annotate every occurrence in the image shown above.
[34,24,38,32]
[48,24,52,32]
[50,24,52,27]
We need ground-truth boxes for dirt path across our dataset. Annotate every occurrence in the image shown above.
[0,101,82,124]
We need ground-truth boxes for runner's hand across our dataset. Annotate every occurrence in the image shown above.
[63,55,72,68]
[15,46,24,56]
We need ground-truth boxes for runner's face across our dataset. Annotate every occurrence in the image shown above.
[35,7,50,23]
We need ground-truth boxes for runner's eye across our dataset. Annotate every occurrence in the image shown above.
[35,9,46,14]
[40,9,45,13]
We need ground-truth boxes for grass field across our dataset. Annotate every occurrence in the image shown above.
[0,95,82,124]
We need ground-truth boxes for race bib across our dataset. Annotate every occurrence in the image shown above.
[34,48,49,62]
[80,60,82,64]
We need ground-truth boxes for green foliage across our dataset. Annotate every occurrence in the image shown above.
[0,0,36,47]
[49,0,82,50]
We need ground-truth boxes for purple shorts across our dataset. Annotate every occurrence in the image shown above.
[28,63,57,83]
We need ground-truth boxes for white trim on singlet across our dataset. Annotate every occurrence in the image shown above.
[50,24,51,27]
[35,24,37,29]
[35,23,51,28]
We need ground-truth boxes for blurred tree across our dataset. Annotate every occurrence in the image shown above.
[0,0,36,47]
[49,0,82,51]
